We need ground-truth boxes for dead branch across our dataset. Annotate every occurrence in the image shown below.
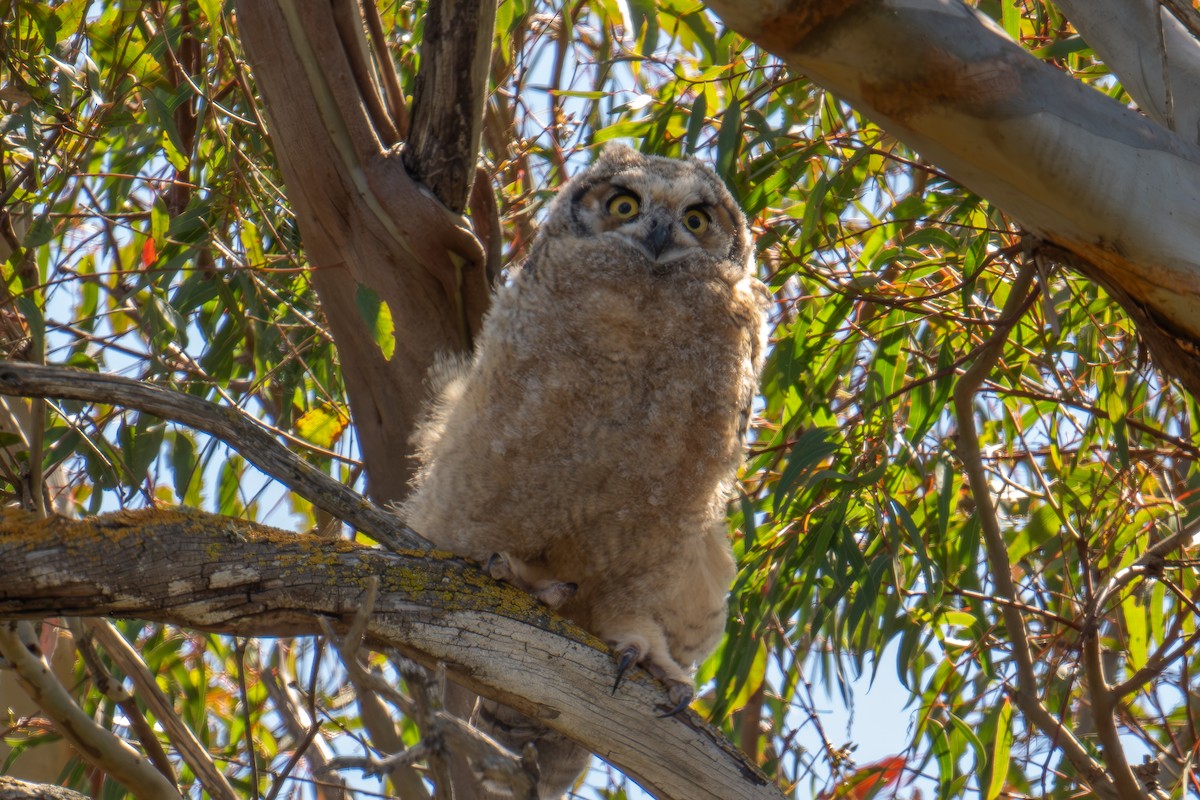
[0,508,780,800]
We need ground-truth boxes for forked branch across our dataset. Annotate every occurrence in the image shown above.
[951,261,1126,800]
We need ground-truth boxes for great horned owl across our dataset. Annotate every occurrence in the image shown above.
[403,143,767,795]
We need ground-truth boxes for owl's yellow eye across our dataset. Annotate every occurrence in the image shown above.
[682,208,710,235]
[607,193,640,219]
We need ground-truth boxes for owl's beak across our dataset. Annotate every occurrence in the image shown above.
[640,216,674,260]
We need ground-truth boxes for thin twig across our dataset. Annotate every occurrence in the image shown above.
[0,360,429,552]
[262,722,324,800]
[262,654,349,800]
[1091,517,1200,615]
[362,0,410,136]
[0,621,183,800]
[406,663,459,800]
[319,583,430,799]
[951,261,1122,800]
[84,619,238,800]
[70,619,178,786]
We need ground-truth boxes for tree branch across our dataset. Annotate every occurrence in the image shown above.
[950,263,1125,800]
[237,0,491,500]
[703,0,1200,397]
[0,621,183,800]
[0,360,428,552]
[84,618,238,800]
[1053,0,1200,140]
[404,0,497,213]
[0,776,91,800]
[0,508,781,800]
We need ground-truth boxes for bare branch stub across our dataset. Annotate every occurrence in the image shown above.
[403,0,497,212]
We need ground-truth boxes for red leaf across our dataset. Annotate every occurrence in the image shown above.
[142,237,156,267]
[818,755,909,800]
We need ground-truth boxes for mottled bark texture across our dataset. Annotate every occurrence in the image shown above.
[0,509,779,800]
[0,777,90,800]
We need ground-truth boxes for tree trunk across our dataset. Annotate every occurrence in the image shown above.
[236,0,494,502]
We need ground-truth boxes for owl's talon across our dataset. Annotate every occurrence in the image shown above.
[612,645,641,695]
[486,552,515,582]
[657,682,694,717]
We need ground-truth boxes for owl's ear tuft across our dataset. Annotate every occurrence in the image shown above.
[595,142,639,166]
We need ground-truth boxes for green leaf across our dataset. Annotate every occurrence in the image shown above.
[196,0,223,25]
[240,219,265,269]
[217,455,245,517]
[171,432,202,507]
[151,195,170,247]
[723,639,767,715]
[1001,0,1021,41]
[1123,590,1148,669]
[295,402,350,449]
[685,92,707,155]
[354,283,396,361]
[161,127,189,171]
[947,712,987,782]
[714,101,742,194]
[983,698,1013,800]
[772,426,837,517]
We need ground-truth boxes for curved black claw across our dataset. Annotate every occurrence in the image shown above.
[656,683,694,718]
[612,646,639,695]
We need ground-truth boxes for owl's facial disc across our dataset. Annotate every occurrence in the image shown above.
[608,199,706,266]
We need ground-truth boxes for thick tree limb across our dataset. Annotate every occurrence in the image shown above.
[0,360,427,553]
[1053,0,1200,140]
[0,509,780,800]
[237,0,493,500]
[404,0,497,214]
[0,777,90,800]
[704,0,1200,398]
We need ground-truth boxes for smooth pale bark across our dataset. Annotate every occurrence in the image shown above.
[704,0,1200,397]
[0,509,779,800]
[1053,0,1200,141]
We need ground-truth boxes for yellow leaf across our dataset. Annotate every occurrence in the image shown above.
[296,403,349,449]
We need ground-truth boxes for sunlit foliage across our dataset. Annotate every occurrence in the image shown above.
[2,1,1197,798]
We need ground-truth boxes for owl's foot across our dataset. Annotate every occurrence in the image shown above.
[658,681,693,717]
[486,552,577,610]
[609,637,694,715]
[612,645,640,695]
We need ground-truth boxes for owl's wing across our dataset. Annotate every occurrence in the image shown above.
[738,277,772,447]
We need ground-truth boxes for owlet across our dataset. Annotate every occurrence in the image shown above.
[403,143,767,797]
